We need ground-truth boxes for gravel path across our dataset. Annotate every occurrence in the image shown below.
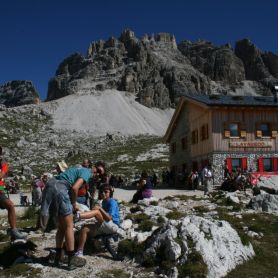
[0,188,204,216]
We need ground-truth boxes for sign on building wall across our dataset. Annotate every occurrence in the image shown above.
[229,141,273,148]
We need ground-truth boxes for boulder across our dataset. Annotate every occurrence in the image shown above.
[248,193,278,212]
[143,215,254,278]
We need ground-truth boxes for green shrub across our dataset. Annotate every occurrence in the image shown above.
[157,216,166,225]
[194,206,210,214]
[117,239,145,258]
[130,206,143,213]
[178,249,208,278]
[21,206,38,220]
[150,200,158,206]
[166,210,185,220]
[138,219,156,232]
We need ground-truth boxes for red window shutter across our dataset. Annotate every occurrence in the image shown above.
[273,157,278,171]
[241,158,247,171]
[258,158,264,172]
[226,158,232,172]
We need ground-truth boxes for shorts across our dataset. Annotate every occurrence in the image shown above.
[41,178,72,217]
[87,221,121,237]
[0,193,8,209]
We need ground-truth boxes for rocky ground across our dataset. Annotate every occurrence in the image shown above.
[1,180,278,278]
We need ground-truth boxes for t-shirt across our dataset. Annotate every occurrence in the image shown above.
[32,178,45,189]
[57,167,92,187]
[102,198,120,225]
[0,162,8,194]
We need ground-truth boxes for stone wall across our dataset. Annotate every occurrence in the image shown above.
[211,151,278,185]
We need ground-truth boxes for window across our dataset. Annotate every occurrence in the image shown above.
[171,142,176,154]
[256,122,272,138]
[232,158,241,170]
[224,122,246,138]
[192,129,198,145]
[201,124,209,141]
[258,157,278,172]
[260,123,271,137]
[229,123,239,137]
[263,158,273,172]
[181,137,188,150]
[226,158,247,172]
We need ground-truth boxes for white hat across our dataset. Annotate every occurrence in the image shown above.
[57,161,68,172]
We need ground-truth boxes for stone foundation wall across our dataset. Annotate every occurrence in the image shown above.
[211,152,278,185]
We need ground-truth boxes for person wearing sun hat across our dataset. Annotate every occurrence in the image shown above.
[40,164,94,270]
[56,161,68,174]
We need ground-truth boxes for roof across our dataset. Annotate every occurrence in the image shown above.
[164,94,278,143]
[185,94,278,107]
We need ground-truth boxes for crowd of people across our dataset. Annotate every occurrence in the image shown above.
[0,146,156,270]
[1,140,254,270]
[220,166,252,191]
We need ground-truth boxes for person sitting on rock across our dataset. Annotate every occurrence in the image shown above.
[75,185,124,257]
[0,147,26,241]
[131,171,153,204]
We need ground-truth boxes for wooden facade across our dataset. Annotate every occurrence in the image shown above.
[164,95,278,185]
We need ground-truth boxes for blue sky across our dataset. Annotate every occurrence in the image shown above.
[1,0,277,100]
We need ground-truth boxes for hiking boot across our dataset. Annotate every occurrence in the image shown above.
[53,248,64,267]
[68,255,86,271]
[10,229,26,241]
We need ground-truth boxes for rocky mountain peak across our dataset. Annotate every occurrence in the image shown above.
[46,30,278,108]
[0,80,40,107]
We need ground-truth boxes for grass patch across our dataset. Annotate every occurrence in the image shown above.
[0,264,41,278]
[150,200,158,206]
[98,268,129,278]
[226,213,278,277]
[166,210,186,220]
[125,213,149,223]
[178,249,208,278]
[194,206,210,214]
[157,216,166,225]
[138,219,156,232]
[130,206,143,213]
[118,239,145,258]
[21,206,38,220]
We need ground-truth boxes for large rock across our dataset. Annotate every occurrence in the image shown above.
[0,81,40,107]
[248,193,278,212]
[142,215,254,278]
[257,176,278,194]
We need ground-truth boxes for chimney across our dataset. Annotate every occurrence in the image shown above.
[273,85,278,103]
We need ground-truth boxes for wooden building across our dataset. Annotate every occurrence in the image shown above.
[164,94,278,185]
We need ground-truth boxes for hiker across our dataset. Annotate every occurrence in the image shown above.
[131,171,153,203]
[56,161,68,175]
[0,147,26,241]
[77,159,92,206]
[40,165,94,270]
[189,170,199,190]
[202,164,213,195]
[75,185,124,257]
[31,174,47,206]
[152,172,158,187]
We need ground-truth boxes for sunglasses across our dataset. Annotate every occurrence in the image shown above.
[104,190,110,193]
